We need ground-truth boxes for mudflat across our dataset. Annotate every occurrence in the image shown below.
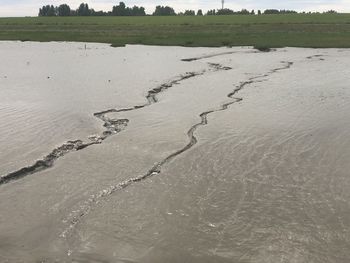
[0,42,349,262]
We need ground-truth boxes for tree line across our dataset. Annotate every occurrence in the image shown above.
[39,2,146,16]
[38,2,338,17]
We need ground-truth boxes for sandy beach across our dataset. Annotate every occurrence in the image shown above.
[0,42,349,262]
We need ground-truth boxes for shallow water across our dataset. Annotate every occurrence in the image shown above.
[0,42,349,262]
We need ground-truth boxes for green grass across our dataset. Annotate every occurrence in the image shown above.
[1,14,350,48]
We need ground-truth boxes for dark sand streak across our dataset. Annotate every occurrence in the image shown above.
[98,61,294,195]
[0,71,213,186]
[306,54,325,61]
[181,48,273,62]
[0,62,232,186]
[61,60,293,239]
[181,51,239,62]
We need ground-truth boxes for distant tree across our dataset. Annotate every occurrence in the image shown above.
[131,6,146,16]
[38,6,45,16]
[279,9,298,14]
[209,9,217,15]
[184,10,195,16]
[77,3,91,16]
[237,9,250,15]
[206,9,215,16]
[39,5,56,16]
[112,2,145,16]
[39,5,49,16]
[258,10,261,15]
[48,5,56,16]
[89,8,96,15]
[197,9,203,16]
[92,10,108,16]
[324,10,337,14]
[112,2,126,15]
[251,9,255,15]
[153,6,176,16]
[263,9,297,14]
[57,4,71,16]
[264,9,280,14]
[216,8,234,15]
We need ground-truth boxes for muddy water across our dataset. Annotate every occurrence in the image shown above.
[0,43,350,262]
[0,42,218,176]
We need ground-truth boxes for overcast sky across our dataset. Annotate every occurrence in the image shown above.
[0,0,349,17]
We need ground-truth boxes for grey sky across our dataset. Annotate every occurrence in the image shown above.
[0,0,349,17]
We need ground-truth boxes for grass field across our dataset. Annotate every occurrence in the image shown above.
[1,14,350,48]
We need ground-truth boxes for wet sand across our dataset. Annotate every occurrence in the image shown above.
[0,42,349,262]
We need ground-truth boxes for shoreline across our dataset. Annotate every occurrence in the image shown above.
[1,14,350,48]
